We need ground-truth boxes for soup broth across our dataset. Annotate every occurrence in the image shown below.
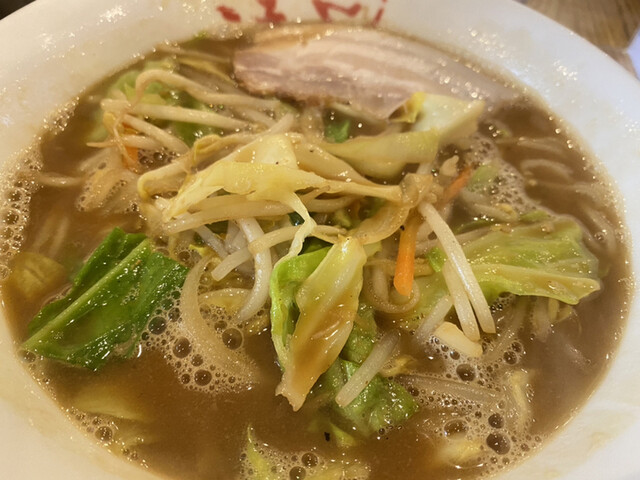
[0,25,631,480]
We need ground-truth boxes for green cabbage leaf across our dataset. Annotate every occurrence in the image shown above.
[270,246,330,370]
[311,305,419,439]
[243,427,369,479]
[406,217,601,326]
[22,228,188,370]
[465,218,601,303]
[5,252,67,303]
[324,118,351,143]
[320,131,438,180]
[412,93,485,145]
[271,237,367,411]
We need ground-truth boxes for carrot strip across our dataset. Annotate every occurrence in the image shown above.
[348,198,361,221]
[393,214,421,297]
[123,146,140,173]
[437,165,473,207]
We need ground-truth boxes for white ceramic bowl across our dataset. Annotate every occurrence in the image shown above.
[0,1,638,479]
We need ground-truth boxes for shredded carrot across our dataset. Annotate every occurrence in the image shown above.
[437,165,473,208]
[117,119,142,173]
[348,199,361,221]
[123,146,141,173]
[393,214,421,297]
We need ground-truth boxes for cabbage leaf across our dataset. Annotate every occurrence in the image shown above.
[166,134,401,257]
[390,92,426,123]
[270,246,330,370]
[91,58,224,145]
[167,134,401,220]
[88,58,179,142]
[22,228,188,370]
[320,131,439,180]
[272,237,367,411]
[412,93,485,145]
[465,218,600,303]
[270,247,417,433]
[108,58,178,104]
[324,118,351,143]
[404,217,601,326]
[5,252,67,303]
[312,305,418,438]
[317,358,418,437]
[243,427,369,479]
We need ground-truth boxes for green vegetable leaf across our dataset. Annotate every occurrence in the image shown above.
[300,237,332,255]
[467,218,601,303]
[412,93,485,145]
[72,382,151,422]
[205,221,228,234]
[5,252,67,303]
[340,303,377,364]
[329,208,354,229]
[312,303,418,439]
[390,92,426,124]
[244,428,282,480]
[88,58,178,142]
[172,119,218,146]
[270,242,417,434]
[270,246,330,370]
[243,427,369,479]
[405,217,601,326]
[519,209,551,224]
[425,246,446,273]
[171,97,222,146]
[270,245,416,435]
[324,118,351,143]
[467,163,500,191]
[324,360,418,437]
[309,419,359,448]
[274,238,367,411]
[320,131,439,180]
[108,58,178,104]
[288,211,305,226]
[22,228,188,370]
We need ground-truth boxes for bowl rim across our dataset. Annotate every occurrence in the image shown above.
[0,1,638,479]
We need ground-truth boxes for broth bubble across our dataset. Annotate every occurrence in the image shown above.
[95,426,113,443]
[173,337,192,358]
[456,364,476,381]
[444,419,468,436]
[148,317,166,334]
[222,328,243,350]
[301,453,318,468]
[488,413,505,429]
[194,369,213,386]
[487,433,510,455]
[289,466,306,480]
